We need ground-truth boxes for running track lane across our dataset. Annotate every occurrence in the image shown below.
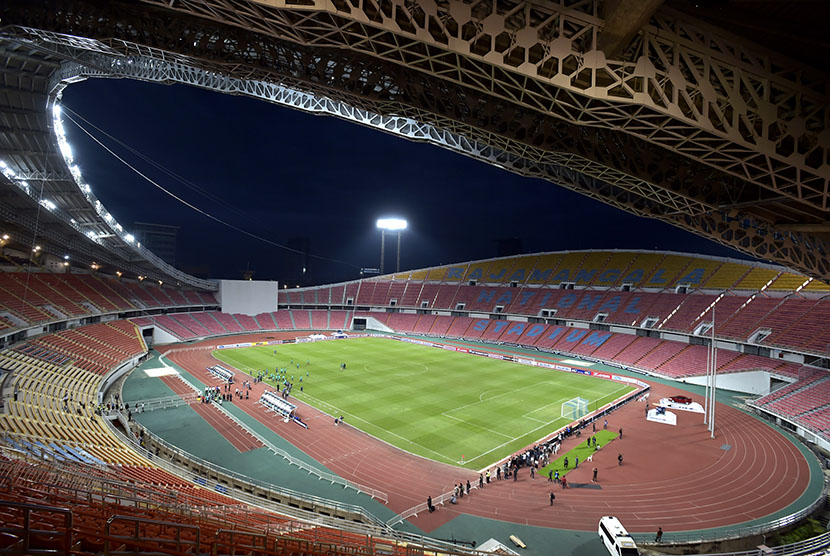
[158,336,812,534]
[159,375,263,453]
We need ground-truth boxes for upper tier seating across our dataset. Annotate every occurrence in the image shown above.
[0,271,217,334]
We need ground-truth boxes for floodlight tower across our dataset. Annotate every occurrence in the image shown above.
[376,218,407,274]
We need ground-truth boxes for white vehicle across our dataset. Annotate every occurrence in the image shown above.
[598,516,640,556]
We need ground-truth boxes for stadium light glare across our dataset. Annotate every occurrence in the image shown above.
[376,218,407,231]
[2,234,9,240]
[376,217,407,274]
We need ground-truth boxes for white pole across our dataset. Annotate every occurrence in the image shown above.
[703,330,710,425]
[710,306,717,438]
[380,229,386,275]
[396,230,402,273]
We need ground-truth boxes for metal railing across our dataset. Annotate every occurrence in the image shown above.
[0,499,73,556]
[106,420,387,527]
[126,392,200,412]
[100,423,496,555]
[655,530,830,556]
[631,485,827,547]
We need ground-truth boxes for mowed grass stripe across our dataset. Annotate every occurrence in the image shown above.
[213,337,633,467]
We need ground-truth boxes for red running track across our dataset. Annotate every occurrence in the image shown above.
[158,334,812,534]
[160,375,263,453]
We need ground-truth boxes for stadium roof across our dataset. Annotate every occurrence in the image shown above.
[0,0,828,283]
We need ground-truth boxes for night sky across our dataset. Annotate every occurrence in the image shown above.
[61,78,753,286]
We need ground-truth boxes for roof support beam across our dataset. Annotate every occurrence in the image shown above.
[598,0,665,58]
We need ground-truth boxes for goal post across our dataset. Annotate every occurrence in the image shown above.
[561,397,590,420]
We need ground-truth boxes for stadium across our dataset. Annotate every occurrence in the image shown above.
[0,2,829,556]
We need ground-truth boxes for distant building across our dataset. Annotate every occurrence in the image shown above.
[133,222,179,267]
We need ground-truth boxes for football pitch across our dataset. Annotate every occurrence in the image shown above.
[213,337,634,468]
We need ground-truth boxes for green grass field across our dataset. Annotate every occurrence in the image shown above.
[213,337,634,468]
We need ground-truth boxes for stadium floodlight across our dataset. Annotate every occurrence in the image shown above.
[376,218,407,231]
[376,217,407,274]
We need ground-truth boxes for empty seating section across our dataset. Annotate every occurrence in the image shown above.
[635,293,685,323]
[150,286,176,305]
[15,324,144,376]
[385,313,419,333]
[0,273,58,322]
[343,282,359,305]
[330,310,351,330]
[152,315,198,340]
[33,274,96,315]
[660,294,719,332]
[62,275,120,311]
[655,346,734,378]
[434,284,460,309]
[634,341,687,370]
[612,337,664,366]
[483,257,516,284]
[310,310,328,329]
[764,378,830,418]
[412,314,436,334]
[445,316,474,337]
[572,252,610,286]
[234,314,261,332]
[172,313,211,336]
[621,253,664,287]
[643,254,692,287]
[300,289,315,304]
[0,455,419,556]
[735,268,779,290]
[589,333,638,360]
[291,310,311,329]
[254,313,278,330]
[716,297,778,339]
[355,282,375,305]
[400,282,422,306]
[0,321,149,465]
[212,312,243,333]
[329,284,345,304]
[429,315,455,335]
[273,311,295,329]
[547,252,586,285]
[757,298,818,347]
[191,312,228,335]
[370,282,391,305]
[416,284,440,308]
[387,281,406,305]
[770,272,810,291]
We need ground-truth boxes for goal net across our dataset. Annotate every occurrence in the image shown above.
[561,397,590,420]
